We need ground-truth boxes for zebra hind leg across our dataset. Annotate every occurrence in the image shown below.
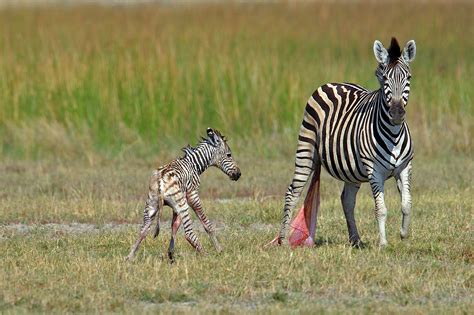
[126,209,156,261]
[127,170,161,260]
[340,182,365,248]
[168,212,182,263]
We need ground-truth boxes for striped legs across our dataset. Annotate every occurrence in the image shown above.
[341,182,362,247]
[369,176,388,246]
[395,162,412,239]
[187,190,222,252]
[172,192,203,253]
[126,170,161,260]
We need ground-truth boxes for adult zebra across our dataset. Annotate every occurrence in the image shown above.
[270,38,416,248]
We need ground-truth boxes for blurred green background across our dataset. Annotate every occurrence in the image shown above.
[0,2,472,161]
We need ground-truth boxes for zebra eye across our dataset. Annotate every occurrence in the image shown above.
[226,153,232,158]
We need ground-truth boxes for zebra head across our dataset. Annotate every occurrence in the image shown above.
[373,37,416,125]
[206,128,241,181]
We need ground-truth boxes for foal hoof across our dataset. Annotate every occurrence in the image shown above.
[265,236,283,247]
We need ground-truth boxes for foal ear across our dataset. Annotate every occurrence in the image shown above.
[373,40,389,65]
[402,40,416,63]
[206,127,220,145]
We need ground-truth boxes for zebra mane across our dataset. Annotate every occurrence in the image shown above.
[181,144,194,156]
[211,129,228,143]
[387,37,402,63]
[181,129,228,157]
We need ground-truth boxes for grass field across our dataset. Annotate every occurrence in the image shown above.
[0,1,473,313]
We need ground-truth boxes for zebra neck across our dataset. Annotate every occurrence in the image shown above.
[184,144,214,175]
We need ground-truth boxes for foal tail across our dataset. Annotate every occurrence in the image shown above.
[152,175,164,238]
[152,195,163,238]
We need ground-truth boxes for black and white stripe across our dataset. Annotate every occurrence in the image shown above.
[278,38,416,246]
[127,128,241,261]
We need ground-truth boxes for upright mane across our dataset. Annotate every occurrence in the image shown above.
[181,129,228,157]
[387,37,402,63]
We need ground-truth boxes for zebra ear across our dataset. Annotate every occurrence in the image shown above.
[207,127,220,146]
[373,40,389,65]
[402,40,416,63]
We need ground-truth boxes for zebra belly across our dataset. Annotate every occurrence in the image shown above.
[319,148,369,184]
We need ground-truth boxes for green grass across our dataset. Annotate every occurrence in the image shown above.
[0,1,473,313]
[0,2,473,159]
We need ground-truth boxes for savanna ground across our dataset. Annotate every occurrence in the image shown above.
[0,1,473,313]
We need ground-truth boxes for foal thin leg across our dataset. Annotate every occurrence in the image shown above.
[168,212,182,262]
[188,190,221,252]
[126,170,160,260]
[179,207,203,252]
[341,182,362,246]
[396,162,412,239]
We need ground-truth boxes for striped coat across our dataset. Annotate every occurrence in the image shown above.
[275,38,416,247]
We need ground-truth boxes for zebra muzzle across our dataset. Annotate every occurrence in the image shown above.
[230,169,241,181]
[389,102,406,125]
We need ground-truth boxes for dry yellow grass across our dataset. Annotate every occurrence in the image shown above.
[0,2,472,159]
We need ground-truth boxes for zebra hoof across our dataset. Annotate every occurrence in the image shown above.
[351,239,366,249]
[303,237,315,247]
[168,251,175,263]
[400,230,410,240]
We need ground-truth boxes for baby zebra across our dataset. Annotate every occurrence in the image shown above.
[127,128,241,261]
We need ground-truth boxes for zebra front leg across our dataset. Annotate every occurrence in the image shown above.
[168,211,182,263]
[341,182,363,247]
[395,162,412,239]
[187,190,222,252]
[126,170,160,260]
[369,177,388,246]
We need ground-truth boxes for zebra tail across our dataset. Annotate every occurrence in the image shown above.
[153,176,164,239]
[288,162,321,248]
[152,195,163,238]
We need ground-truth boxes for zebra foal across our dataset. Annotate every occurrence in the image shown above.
[127,128,241,261]
[271,38,416,248]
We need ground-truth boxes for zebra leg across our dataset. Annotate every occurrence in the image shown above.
[168,211,182,262]
[187,190,222,252]
[126,171,161,260]
[369,177,388,246]
[341,182,363,247]
[395,162,412,239]
[171,193,203,253]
